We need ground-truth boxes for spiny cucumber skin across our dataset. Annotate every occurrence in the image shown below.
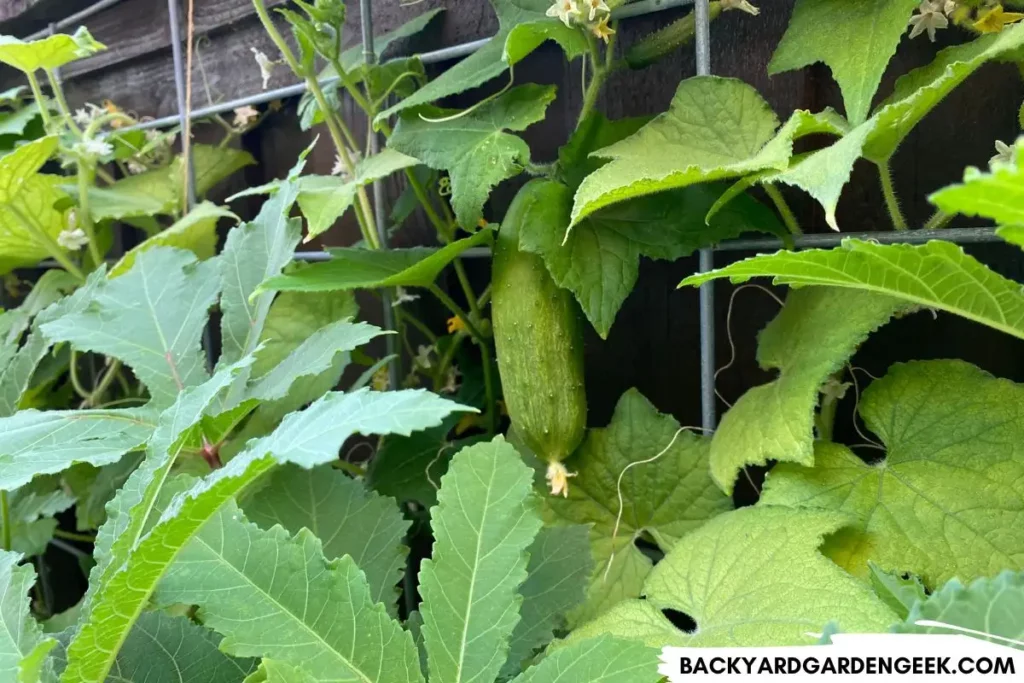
[492,180,587,466]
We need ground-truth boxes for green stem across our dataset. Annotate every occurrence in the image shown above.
[9,203,85,282]
[69,351,91,400]
[83,359,122,408]
[877,161,907,231]
[479,343,497,436]
[0,491,10,552]
[77,164,104,267]
[54,529,96,543]
[577,37,608,128]
[764,184,802,236]
[428,285,487,343]
[45,69,82,137]
[26,72,54,131]
[329,57,371,112]
[395,307,438,344]
[333,459,367,477]
[815,371,845,442]
[433,332,466,392]
[924,209,954,230]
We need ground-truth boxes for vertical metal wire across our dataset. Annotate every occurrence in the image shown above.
[694,0,716,431]
[359,0,401,390]
[167,0,197,210]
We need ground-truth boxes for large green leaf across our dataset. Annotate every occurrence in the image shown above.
[41,249,220,407]
[510,635,658,683]
[218,183,302,371]
[681,238,1024,340]
[544,389,732,625]
[892,570,1024,647]
[502,525,592,678]
[376,0,585,123]
[158,507,423,683]
[0,550,55,682]
[569,78,846,224]
[84,185,173,223]
[110,612,257,683]
[762,360,1024,587]
[63,388,467,683]
[0,28,104,73]
[1,479,75,556]
[420,437,542,683]
[389,84,555,228]
[258,229,493,294]
[999,225,1024,249]
[769,0,919,125]
[296,149,419,240]
[930,142,1024,226]
[519,180,783,337]
[569,507,896,647]
[0,136,57,203]
[0,407,155,491]
[868,563,926,622]
[242,464,411,614]
[0,174,71,275]
[708,288,907,494]
[110,202,235,277]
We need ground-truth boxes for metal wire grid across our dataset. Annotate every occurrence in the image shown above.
[22,0,1010,429]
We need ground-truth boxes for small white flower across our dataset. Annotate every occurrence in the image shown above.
[581,0,609,21]
[252,47,275,90]
[57,228,89,251]
[943,0,958,15]
[545,0,581,27]
[909,0,948,41]
[991,140,1016,167]
[391,287,420,307]
[233,104,259,128]
[331,148,362,180]
[722,0,760,15]
[126,160,146,175]
[441,365,461,395]
[73,108,92,126]
[546,461,577,498]
[415,344,435,371]
[74,138,113,159]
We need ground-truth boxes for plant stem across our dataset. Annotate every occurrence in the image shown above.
[877,161,907,231]
[924,209,954,230]
[577,36,608,128]
[77,164,104,267]
[9,204,85,282]
[26,72,54,130]
[479,343,497,436]
[0,491,10,551]
[395,307,438,344]
[329,57,371,112]
[83,359,122,408]
[428,285,487,343]
[54,529,96,543]
[69,351,91,400]
[433,331,466,391]
[45,69,83,137]
[334,459,367,477]
[764,184,802,236]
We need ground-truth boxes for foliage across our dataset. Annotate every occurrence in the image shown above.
[3,0,1024,675]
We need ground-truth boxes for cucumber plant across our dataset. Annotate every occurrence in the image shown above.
[2,0,1024,679]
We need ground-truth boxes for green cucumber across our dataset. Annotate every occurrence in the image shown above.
[493,179,587,496]
[625,2,723,69]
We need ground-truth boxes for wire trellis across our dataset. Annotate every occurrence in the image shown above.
[21,0,1010,429]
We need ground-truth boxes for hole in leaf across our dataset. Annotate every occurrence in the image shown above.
[662,608,697,633]
[633,534,663,563]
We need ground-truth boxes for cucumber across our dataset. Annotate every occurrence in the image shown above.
[625,2,723,69]
[493,179,587,496]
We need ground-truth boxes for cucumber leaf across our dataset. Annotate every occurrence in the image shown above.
[892,570,1024,647]
[242,464,411,615]
[0,28,104,73]
[543,389,732,626]
[83,185,173,223]
[0,550,55,682]
[111,202,235,277]
[389,84,555,229]
[510,634,658,683]
[0,174,72,276]
[762,360,1024,587]
[376,0,585,123]
[41,249,221,407]
[0,136,57,203]
[868,563,927,622]
[520,179,784,337]
[569,78,846,224]
[568,507,896,647]
[681,239,1024,341]
[999,225,1024,249]
[707,288,908,495]
[419,436,542,683]
[769,0,919,125]
[930,140,1024,226]
[158,507,423,683]
[257,228,493,294]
